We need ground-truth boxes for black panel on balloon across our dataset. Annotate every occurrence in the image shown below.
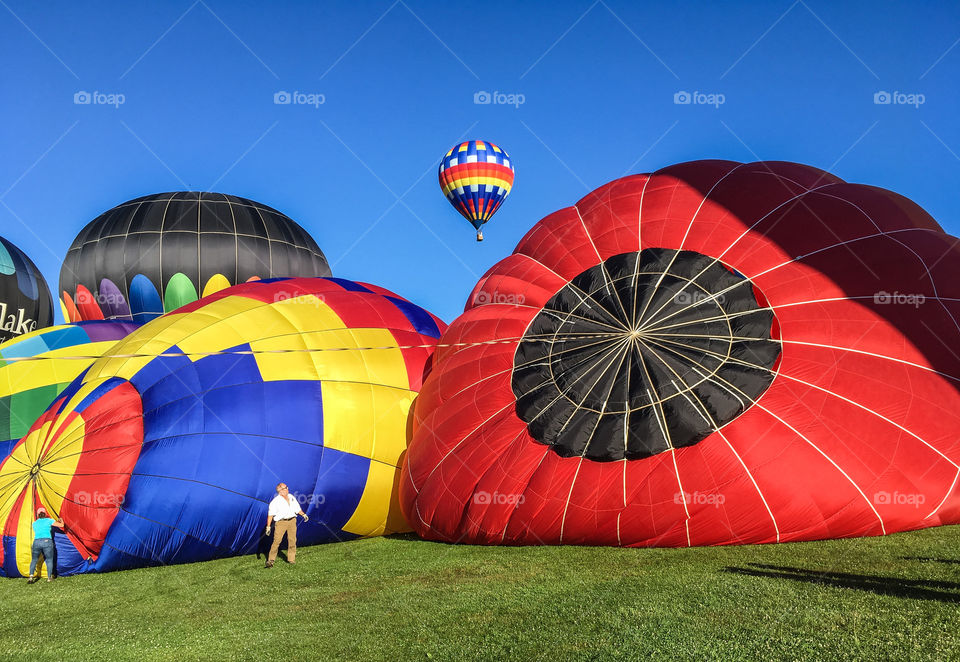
[59,192,331,306]
[511,249,781,462]
[0,236,53,343]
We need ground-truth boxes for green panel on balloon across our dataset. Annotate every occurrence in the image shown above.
[0,395,9,442]
[163,273,199,313]
[1,384,63,441]
[0,242,14,275]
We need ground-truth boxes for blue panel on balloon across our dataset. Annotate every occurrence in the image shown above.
[103,502,234,568]
[311,447,370,533]
[54,368,91,414]
[263,380,324,443]
[386,295,441,338]
[199,382,269,436]
[130,345,194,395]
[128,274,163,324]
[73,377,128,413]
[326,278,372,293]
[1,535,18,577]
[194,344,262,393]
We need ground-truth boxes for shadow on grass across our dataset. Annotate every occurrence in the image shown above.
[900,556,960,565]
[722,564,960,603]
[382,532,422,542]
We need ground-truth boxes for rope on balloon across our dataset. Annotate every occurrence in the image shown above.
[0,331,728,363]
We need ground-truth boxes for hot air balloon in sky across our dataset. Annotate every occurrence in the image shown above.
[0,236,53,344]
[439,140,515,241]
[402,159,960,548]
[59,192,331,323]
[0,320,139,460]
[0,277,444,576]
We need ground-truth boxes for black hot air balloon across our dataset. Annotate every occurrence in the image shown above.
[59,192,331,323]
[0,235,53,343]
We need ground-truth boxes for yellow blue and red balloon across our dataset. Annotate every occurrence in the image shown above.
[438,141,514,241]
[0,278,443,576]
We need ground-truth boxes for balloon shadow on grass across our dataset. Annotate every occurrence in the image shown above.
[722,564,960,603]
[900,556,960,565]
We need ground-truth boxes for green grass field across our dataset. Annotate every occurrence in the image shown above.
[2,526,958,661]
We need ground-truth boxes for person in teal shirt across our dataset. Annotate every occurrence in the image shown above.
[28,507,64,584]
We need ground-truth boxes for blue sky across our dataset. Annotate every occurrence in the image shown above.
[1,0,958,323]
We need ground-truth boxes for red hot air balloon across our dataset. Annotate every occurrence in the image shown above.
[402,160,960,547]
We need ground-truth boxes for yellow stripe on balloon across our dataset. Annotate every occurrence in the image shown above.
[173,296,277,357]
[33,416,86,490]
[16,490,36,577]
[254,327,406,386]
[252,300,409,389]
[341,459,410,536]
[0,447,32,519]
[83,312,195,384]
[201,273,232,298]
[83,295,264,385]
[320,381,414,467]
[0,341,120,398]
[441,176,512,196]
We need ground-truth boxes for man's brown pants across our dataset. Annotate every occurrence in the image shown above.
[269,518,297,563]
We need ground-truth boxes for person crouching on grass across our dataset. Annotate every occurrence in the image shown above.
[28,507,63,584]
[264,482,308,568]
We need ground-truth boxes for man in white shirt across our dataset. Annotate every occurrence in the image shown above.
[265,482,308,568]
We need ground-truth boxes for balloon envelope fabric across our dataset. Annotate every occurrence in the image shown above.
[59,192,332,323]
[0,321,140,458]
[439,140,515,238]
[402,159,960,548]
[0,277,443,576]
[0,235,53,343]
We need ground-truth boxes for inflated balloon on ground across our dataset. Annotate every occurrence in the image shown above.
[59,192,331,323]
[402,159,960,547]
[0,277,443,576]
